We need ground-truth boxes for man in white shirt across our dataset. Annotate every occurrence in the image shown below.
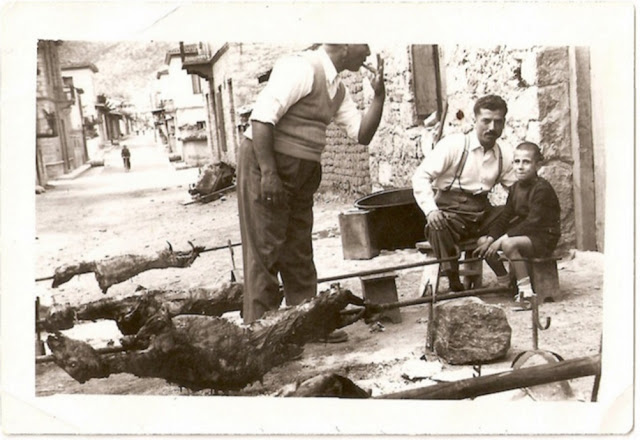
[238,44,386,333]
[412,95,516,291]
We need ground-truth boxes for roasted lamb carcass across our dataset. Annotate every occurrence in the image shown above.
[47,284,364,393]
[38,282,244,334]
[51,242,204,293]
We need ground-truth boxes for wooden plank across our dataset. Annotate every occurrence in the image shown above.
[589,49,607,252]
[376,354,600,400]
[569,47,597,251]
[411,45,439,120]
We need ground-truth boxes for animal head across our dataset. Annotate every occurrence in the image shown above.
[46,333,109,383]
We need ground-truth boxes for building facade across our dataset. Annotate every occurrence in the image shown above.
[183,42,605,252]
[36,40,88,185]
[154,44,210,166]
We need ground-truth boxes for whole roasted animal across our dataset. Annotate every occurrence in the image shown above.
[51,242,204,293]
[188,161,235,197]
[38,282,244,334]
[46,284,365,393]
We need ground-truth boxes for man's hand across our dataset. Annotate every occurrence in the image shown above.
[485,239,503,259]
[370,54,385,97]
[427,210,446,231]
[260,170,286,206]
[473,236,493,258]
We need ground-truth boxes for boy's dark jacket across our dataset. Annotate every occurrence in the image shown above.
[488,176,561,240]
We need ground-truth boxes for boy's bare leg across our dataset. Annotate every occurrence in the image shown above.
[501,236,534,280]
[501,236,535,302]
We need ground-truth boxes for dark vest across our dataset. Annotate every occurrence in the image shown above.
[272,51,346,162]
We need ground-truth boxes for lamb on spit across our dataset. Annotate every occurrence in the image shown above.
[51,242,204,293]
[46,284,365,393]
[38,282,244,334]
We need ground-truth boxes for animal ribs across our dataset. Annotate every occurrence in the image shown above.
[46,284,365,392]
[51,242,204,293]
[38,283,244,334]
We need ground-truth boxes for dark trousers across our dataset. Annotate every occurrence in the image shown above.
[426,190,503,273]
[237,139,322,323]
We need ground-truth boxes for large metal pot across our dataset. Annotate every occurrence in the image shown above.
[354,187,426,250]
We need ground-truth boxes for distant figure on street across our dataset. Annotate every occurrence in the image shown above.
[121,145,131,171]
[473,142,561,303]
[237,44,386,339]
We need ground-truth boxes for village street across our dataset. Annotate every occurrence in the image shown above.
[35,133,604,400]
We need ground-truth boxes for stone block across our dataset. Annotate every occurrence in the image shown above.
[520,51,538,85]
[378,161,393,186]
[509,87,539,121]
[537,47,570,86]
[430,297,511,365]
[525,121,541,146]
[538,162,576,250]
[538,84,572,161]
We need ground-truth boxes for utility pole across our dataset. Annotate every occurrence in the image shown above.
[76,87,90,162]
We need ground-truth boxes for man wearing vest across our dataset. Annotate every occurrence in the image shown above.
[238,44,386,335]
[412,95,516,292]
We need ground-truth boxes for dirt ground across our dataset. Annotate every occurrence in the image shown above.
[35,133,603,401]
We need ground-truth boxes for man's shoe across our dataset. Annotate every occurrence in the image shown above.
[448,275,465,292]
[316,330,349,344]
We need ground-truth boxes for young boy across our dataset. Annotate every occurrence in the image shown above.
[121,145,131,171]
[473,142,561,302]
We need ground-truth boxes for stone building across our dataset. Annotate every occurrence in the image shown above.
[153,44,210,166]
[60,62,100,160]
[36,40,88,185]
[182,42,605,252]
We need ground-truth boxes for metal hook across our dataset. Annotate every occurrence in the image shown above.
[532,295,551,330]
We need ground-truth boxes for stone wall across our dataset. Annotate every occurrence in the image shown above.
[206,43,579,250]
[437,45,575,249]
[359,45,426,194]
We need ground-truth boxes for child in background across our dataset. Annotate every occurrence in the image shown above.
[121,145,131,171]
[474,142,561,302]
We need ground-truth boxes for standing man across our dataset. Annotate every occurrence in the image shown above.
[412,95,516,291]
[238,44,385,331]
[121,144,131,171]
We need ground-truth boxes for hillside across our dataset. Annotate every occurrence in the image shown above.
[58,40,178,110]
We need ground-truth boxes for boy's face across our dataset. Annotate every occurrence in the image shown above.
[513,149,540,182]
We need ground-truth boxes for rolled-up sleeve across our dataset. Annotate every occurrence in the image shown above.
[250,56,314,126]
[332,91,362,142]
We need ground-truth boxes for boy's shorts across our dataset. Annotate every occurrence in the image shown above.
[528,233,559,257]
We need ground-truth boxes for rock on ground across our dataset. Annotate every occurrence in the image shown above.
[432,297,511,365]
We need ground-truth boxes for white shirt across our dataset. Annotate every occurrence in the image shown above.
[245,48,362,141]
[412,132,516,215]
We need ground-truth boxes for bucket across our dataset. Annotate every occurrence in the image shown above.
[354,187,426,250]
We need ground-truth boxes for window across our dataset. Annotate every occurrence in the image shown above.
[62,76,75,101]
[411,45,443,121]
[191,74,202,94]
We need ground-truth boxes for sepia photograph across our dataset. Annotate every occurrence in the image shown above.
[1,1,635,437]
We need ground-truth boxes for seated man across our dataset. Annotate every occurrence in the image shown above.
[473,142,561,302]
[412,95,516,291]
